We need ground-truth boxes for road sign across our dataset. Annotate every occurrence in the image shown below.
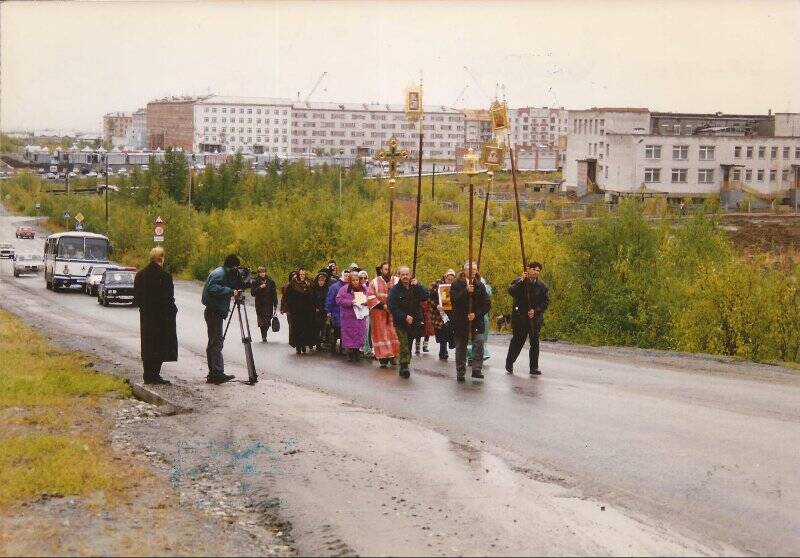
[74,212,84,223]
[153,235,164,243]
[75,222,84,231]
[154,225,164,236]
[35,203,41,209]
[153,216,166,243]
[63,211,70,220]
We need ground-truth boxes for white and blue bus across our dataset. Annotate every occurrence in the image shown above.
[44,232,111,291]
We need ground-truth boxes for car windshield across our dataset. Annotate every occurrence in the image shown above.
[19,255,40,261]
[105,272,134,285]
[90,266,110,276]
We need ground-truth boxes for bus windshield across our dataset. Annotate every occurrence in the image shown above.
[57,237,109,261]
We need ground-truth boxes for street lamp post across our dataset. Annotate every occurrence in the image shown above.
[338,149,344,207]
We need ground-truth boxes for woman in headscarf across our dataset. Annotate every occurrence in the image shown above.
[280,270,297,346]
[312,271,330,351]
[250,266,278,342]
[336,270,369,362]
[357,269,373,358]
[285,268,318,354]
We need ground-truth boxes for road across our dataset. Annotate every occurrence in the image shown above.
[2,208,799,556]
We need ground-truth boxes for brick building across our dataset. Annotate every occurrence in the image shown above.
[146,96,206,151]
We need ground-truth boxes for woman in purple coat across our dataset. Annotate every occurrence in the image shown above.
[336,271,369,362]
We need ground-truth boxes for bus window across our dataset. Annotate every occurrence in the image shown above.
[57,237,85,259]
[85,238,109,261]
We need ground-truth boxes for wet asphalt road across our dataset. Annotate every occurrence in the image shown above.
[2,210,800,556]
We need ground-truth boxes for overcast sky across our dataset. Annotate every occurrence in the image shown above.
[2,0,799,132]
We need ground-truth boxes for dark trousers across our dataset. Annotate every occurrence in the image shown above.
[205,307,225,377]
[143,358,163,381]
[506,317,543,371]
[454,334,483,375]
[259,326,269,341]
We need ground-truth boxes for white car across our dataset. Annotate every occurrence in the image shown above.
[86,171,98,178]
[45,172,57,179]
[12,253,44,277]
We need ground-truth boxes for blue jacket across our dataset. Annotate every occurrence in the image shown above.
[325,279,343,327]
[202,266,235,319]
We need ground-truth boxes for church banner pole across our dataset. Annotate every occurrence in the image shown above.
[406,82,424,278]
[463,149,479,341]
[377,137,408,276]
[477,135,505,271]
[477,171,493,270]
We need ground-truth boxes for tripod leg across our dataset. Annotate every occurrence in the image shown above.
[238,302,258,385]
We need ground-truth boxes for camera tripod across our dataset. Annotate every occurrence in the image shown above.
[222,294,259,385]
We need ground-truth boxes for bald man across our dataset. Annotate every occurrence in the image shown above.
[388,266,429,378]
[134,247,178,385]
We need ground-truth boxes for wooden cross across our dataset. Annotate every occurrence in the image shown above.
[376,137,408,183]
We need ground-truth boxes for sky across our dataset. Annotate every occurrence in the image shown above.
[2,0,799,132]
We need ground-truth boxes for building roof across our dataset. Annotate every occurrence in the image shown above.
[197,95,293,106]
[463,109,490,120]
[650,111,772,119]
[292,101,461,114]
[148,95,212,105]
[570,107,650,113]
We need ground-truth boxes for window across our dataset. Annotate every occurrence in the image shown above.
[645,145,662,159]
[221,108,226,113]
[644,168,661,183]
[782,169,789,182]
[757,169,764,181]
[699,145,715,160]
[746,146,753,158]
[770,169,777,181]
[257,109,261,114]
[783,147,790,159]
[731,168,741,181]
[758,146,765,159]
[698,169,714,183]
[745,169,752,181]
[671,168,687,183]
[734,146,742,158]
[673,145,688,160]
[796,147,800,158]
[771,146,778,159]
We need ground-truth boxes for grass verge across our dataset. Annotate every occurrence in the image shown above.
[0,308,132,507]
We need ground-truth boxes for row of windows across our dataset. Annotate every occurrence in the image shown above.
[295,112,461,123]
[646,144,800,160]
[204,126,286,135]
[573,118,605,135]
[204,117,287,125]
[203,136,289,145]
[205,106,288,115]
[644,167,796,184]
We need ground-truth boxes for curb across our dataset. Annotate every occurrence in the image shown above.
[127,380,193,416]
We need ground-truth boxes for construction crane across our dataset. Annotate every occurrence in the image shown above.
[301,71,328,103]
[463,66,492,102]
[452,83,469,106]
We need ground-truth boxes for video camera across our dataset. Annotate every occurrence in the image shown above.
[231,266,256,291]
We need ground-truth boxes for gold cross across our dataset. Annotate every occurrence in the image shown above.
[376,137,408,183]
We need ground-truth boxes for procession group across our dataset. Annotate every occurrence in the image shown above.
[133,249,549,385]
[246,258,549,381]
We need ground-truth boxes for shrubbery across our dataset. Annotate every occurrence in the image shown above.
[4,154,798,364]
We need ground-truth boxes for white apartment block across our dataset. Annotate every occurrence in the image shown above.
[290,102,464,160]
[193,96,293,155]
[126,108,147,150]
[565,108,800,199]
[510,106,569,149]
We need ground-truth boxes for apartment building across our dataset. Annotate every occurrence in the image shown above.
[125,108,147,150]
[463,109,492,151]
[290,102,464,160]
[564,108,800,200]
[193,96,293,155]
[102,112,132,147]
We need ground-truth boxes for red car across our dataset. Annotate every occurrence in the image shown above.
[15,227,34,239]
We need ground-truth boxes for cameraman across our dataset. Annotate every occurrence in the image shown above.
[201,253,241,385]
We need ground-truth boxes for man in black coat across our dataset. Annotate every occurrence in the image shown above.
[388,265,429,378]
[450,262,490,382]
[133,246,178,385]
[250,266,278,342]
[505,261,550,376]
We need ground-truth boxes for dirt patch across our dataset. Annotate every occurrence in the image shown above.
[720,214,800,256]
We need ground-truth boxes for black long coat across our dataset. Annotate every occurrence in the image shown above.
[508,278,549,331]
[134,262,178,362]
[450,275,490,337]
[250,275,278,328]
[285,279,318,348]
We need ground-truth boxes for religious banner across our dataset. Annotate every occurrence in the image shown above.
[489,100,510,134]
[480,140,505,172]
[438,284,452,311]
[405,86,423,121]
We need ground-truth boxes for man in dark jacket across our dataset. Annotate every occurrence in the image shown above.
[133,247,177,385]
[251,266,278,342]
[388,265,429,378]
[450,262,490,382]
[505,261,550,376]
[201,254,241,384]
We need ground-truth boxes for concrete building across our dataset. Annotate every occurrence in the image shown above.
[290,102,464,160]
[146,96,205,151]
[102,112,132,147]
[564,108,800,202]
[126,108,147,150]
[463,109,492,151]
[510,106,569,149]
[194,96,293,155]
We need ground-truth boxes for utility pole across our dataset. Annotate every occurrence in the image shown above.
[431,162,436,200]
[104,155,109,225]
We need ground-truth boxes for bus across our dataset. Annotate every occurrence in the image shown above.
[44,232,112,291]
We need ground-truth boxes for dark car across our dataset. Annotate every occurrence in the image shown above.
[97,269,136,306]
[15,227,35,239]
[84,264,119,296]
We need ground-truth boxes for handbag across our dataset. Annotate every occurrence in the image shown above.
[271,315,280,332]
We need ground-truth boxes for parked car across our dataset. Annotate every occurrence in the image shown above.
[45,172,57,180]
[15,227,35,239]
[97,269,136,306]
[12,253,44,277]
[68,171,77,178]
[84,264,119,296]
[86,171,98,178]
[0,243,15,259]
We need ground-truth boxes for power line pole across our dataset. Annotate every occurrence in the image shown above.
[104,155,109,225]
